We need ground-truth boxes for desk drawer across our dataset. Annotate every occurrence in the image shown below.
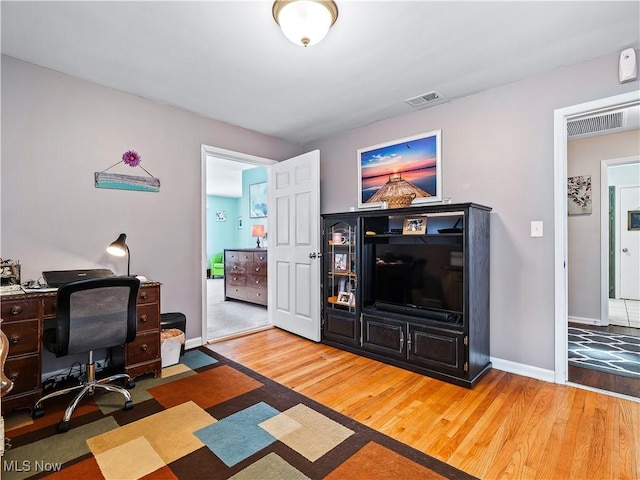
[126,331,160,365]
[1,299,39,322]
[43,297,57,318]
[2,320,39,357]
[4,355,39,395]
[137,304,160,333]
[138,287,159,305]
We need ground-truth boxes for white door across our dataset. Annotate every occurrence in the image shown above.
[619,185,640,300]
[268,150,321,341]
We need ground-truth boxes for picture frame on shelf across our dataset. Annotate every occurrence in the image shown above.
[402,216,427,234]
[336,291,354,307]
[357,130,442,209]
[334,253,348,271]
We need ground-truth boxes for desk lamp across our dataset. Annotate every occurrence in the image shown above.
[107,233,130,276]
[251,225,265,248]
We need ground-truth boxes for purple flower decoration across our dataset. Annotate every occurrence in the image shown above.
[122,150,141,167]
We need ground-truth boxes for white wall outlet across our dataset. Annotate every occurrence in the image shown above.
[531,221,543,237]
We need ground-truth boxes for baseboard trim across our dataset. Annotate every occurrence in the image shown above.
[185,337,203,351]
[568,315,605,326]
[491,356,556,383]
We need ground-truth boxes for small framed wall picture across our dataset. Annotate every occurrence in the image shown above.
[402,216,427,234]
[216,211,227,222]
[336,291,354,307]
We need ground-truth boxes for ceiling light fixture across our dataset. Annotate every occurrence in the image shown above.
[272,0,338,47]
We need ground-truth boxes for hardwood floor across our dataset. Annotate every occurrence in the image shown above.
[209,328,640,480]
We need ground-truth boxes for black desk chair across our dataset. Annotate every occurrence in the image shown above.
[33,276,140,433]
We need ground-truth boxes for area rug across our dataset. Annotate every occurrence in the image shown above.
[2,347,475,480]
[568,326,640,378]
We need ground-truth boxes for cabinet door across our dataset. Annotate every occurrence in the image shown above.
[408,323,465,376]
[323,217,359,344]
[361,314,406,359]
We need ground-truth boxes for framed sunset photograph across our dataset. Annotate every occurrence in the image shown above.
[357,130,442,208]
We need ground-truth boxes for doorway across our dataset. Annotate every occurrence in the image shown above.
[554,90,640,398]
[201,145,276,342]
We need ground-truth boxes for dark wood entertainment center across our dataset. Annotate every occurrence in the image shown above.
[321,203,491,387]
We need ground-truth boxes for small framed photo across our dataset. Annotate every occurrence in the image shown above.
[629,210,640,231]
[336,291,354,306]
[334,253,348,271]
[216,211,227,222]
[402,216,427,234]
[237,217,243,230]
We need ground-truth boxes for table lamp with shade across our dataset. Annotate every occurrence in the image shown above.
[251,225,265,248]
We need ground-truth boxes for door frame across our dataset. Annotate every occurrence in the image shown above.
[600,157,640,323]
[200,144,277,343]
[553,90,640,384]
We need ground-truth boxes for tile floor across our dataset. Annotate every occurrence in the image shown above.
[609,298,640,328]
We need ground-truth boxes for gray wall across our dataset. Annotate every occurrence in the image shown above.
[0,55,300,348]
[304,51,639,371]
[567,130,640,321]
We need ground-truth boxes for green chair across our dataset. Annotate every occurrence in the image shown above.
[210,253,224,278]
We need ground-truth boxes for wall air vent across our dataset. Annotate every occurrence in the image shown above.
[567,111,624,137]
[405,91,443,108]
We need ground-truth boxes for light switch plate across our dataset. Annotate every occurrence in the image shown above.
[531,221,543,237]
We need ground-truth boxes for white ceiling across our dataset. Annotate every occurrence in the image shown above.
[206,156,257,196]
[2,1,639,147]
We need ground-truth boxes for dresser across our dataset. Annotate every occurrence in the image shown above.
[0,282,162,413]
[224,249,267,306]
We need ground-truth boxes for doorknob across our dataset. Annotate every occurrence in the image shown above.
[622,248,629,253]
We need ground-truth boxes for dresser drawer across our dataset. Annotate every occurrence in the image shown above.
[246,287,267,305]
[138,286,159,304]
[2,320,39,357]
[247,275,267,288]
[1,299,39,322]
[253,251,267,263]
[126,331,160,365]
[227,273,246,286]
[137,303,160,332]
[225,251,244,263]
[227,285,247,299]
[227,263,246,275]
[4,355,39,395]
[248,262,267,276]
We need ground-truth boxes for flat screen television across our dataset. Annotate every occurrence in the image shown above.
[370,243,463,319]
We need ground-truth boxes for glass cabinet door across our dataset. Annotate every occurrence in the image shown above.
[325,218,357,314]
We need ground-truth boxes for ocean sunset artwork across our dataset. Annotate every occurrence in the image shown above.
[358,130,441,207]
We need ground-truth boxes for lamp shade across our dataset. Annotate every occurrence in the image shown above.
[107,233,128,256]
[107,233,130,276]
[273,0,338,47]
[251,225,266,238]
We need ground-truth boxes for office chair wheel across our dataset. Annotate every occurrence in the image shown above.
[125,380,136,389]
[124,400,133,411]
[32,406,44,419]
[56,421,70,434]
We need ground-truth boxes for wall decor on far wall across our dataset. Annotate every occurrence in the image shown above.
[567,175,592,215]
[95,149,161,192]
[249,182,268,218]
[357,130,442,208]
[216,211,227,222]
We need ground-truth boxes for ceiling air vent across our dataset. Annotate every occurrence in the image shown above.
[405,91,443,108]
[567,111,624,137]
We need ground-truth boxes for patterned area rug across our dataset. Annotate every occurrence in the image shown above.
[568,327,640,378]
[2,348,475,480]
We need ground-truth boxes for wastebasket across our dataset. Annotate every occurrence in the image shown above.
[161,328,185,368]
[160,312,186,356]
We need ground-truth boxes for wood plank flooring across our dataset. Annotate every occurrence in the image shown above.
[209,328,640,480]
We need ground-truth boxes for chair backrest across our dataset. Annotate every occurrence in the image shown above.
[53,276,140,356]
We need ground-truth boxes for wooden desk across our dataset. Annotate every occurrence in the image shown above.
[0,282,162,413]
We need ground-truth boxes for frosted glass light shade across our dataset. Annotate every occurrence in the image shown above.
[273,0,338,47]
